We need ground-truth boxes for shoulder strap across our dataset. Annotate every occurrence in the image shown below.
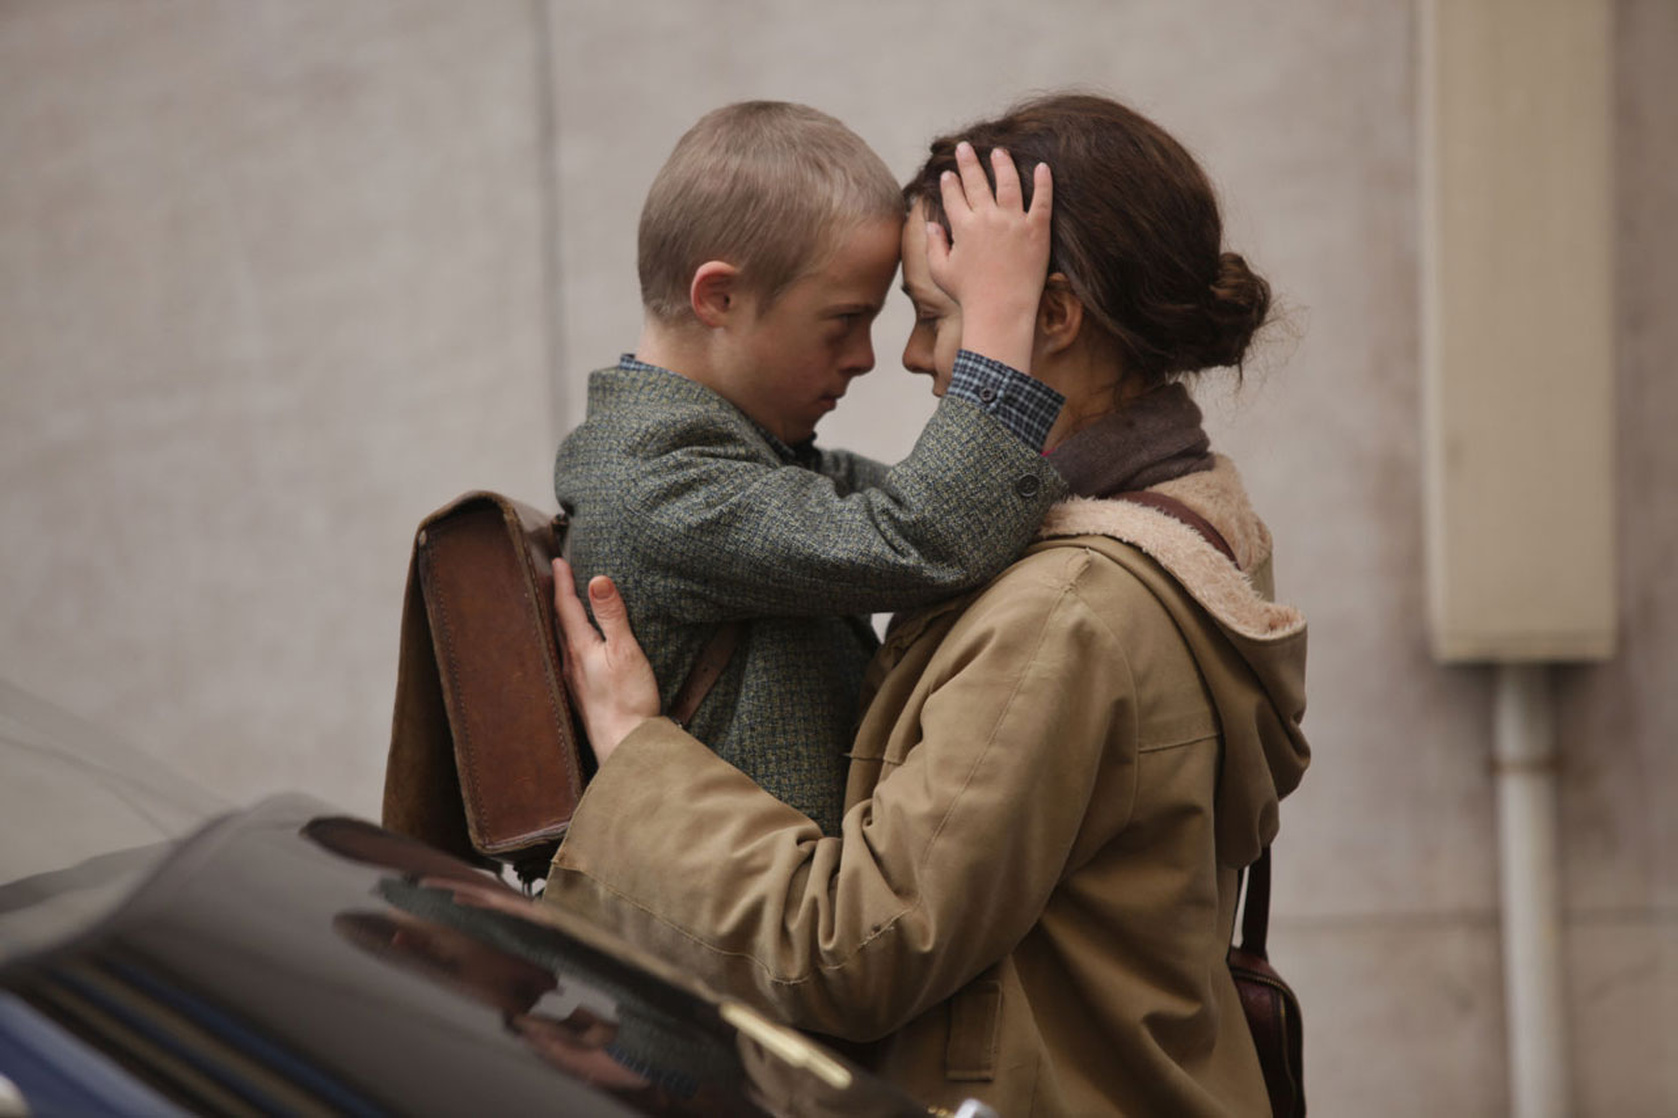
[554,506,744,730]
[1115,489,1237,565]
[668,622,745,726]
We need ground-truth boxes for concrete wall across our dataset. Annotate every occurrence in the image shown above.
[0,2,557,806]
[1,1,1672,1112]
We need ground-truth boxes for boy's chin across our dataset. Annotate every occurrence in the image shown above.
[783,414,828,446]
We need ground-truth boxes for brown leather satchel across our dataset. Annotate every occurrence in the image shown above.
[382,492,584,886]
[1230,847,1306,1117]
[1119,490,1306,1116]
[382,491,744,888]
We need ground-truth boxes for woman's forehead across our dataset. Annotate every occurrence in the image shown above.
[897,212,950,304]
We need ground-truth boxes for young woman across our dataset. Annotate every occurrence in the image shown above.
[544,93,1310,1117]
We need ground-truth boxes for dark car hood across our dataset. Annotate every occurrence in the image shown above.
[0,794,929,1116]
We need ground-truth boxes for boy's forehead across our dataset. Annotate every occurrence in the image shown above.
[805,216,902,294]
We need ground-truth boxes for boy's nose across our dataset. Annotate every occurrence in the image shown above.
[844,332,876,376]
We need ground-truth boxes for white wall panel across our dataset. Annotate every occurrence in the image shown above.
[1421,0,1616,661]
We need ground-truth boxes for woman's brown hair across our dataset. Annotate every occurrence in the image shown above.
[904,93,1270,385]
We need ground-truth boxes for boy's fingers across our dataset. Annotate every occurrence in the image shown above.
[953,140,994,211]
[551,558,600,652]
[924,221,950,269]
[990,147,1023,210]
[586,575,637,648]
[937,169,970,225]
[1029,161,1054,221]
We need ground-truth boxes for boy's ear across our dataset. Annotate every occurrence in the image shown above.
[1035,274,1084,358]
[690,261,744,328]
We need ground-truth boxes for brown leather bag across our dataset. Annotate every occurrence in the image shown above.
[382,492,584,886]
[382,491,744,888]
[1230,847,1306,1117]
[1119,490,1306,1116]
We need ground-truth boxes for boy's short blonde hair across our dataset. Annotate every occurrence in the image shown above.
[638,101,904,323]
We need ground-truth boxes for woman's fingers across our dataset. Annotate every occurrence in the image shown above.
[551,558,600,657]
[549,560,661,765]
[586,575,637,652]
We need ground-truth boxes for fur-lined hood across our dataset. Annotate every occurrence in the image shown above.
[1034,455,1310,863]
[1037,455,1304,642]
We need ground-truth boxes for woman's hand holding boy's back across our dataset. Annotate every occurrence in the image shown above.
[924,141,1053,377]
[552,558,660,768]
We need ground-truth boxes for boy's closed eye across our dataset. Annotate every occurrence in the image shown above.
[825,313,866,342]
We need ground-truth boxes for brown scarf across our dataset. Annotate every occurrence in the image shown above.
[1046,382,1214,499]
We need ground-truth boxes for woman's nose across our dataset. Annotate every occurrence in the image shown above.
[902,332,933,376]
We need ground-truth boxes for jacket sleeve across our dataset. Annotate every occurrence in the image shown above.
[813,447,889,496]
[621,395,1067,621]
[542,553,1132,1040]
[807,344,1061,498]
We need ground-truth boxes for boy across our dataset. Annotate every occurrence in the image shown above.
[556,102,1063,834]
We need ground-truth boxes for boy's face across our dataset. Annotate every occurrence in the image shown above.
[723,217,901,445]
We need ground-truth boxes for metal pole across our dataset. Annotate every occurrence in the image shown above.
[1493,662,1571,1117]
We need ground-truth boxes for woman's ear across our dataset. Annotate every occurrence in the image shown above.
[1034,274,1084,358]
[690,261,742,328]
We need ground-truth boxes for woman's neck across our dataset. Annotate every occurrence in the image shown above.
[1045,379,1214,499]
[1037,344,1135,452]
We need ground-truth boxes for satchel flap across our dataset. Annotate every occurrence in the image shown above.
[417,493,584,855]
[382,543,485,865]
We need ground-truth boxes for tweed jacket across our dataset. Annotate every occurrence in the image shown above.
[554,359,1066,834]
[543,457,1310,1116]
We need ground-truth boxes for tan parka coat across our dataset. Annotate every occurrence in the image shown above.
[544,458,1310,1116]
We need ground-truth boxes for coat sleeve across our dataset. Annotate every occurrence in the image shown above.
[812,447,889,496]
[618,396,1066,621]
[542,553,1134,1040]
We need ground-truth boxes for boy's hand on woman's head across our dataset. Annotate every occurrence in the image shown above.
[551,559,660,767]
[926,141,1053,376]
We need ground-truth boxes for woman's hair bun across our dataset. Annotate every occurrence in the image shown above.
[1196,252,1271,372]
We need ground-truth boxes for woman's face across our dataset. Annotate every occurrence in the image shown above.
[898,202,962,396]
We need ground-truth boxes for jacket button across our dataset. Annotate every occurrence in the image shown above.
[1014,474,1042,498]
[978,386,997,403]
